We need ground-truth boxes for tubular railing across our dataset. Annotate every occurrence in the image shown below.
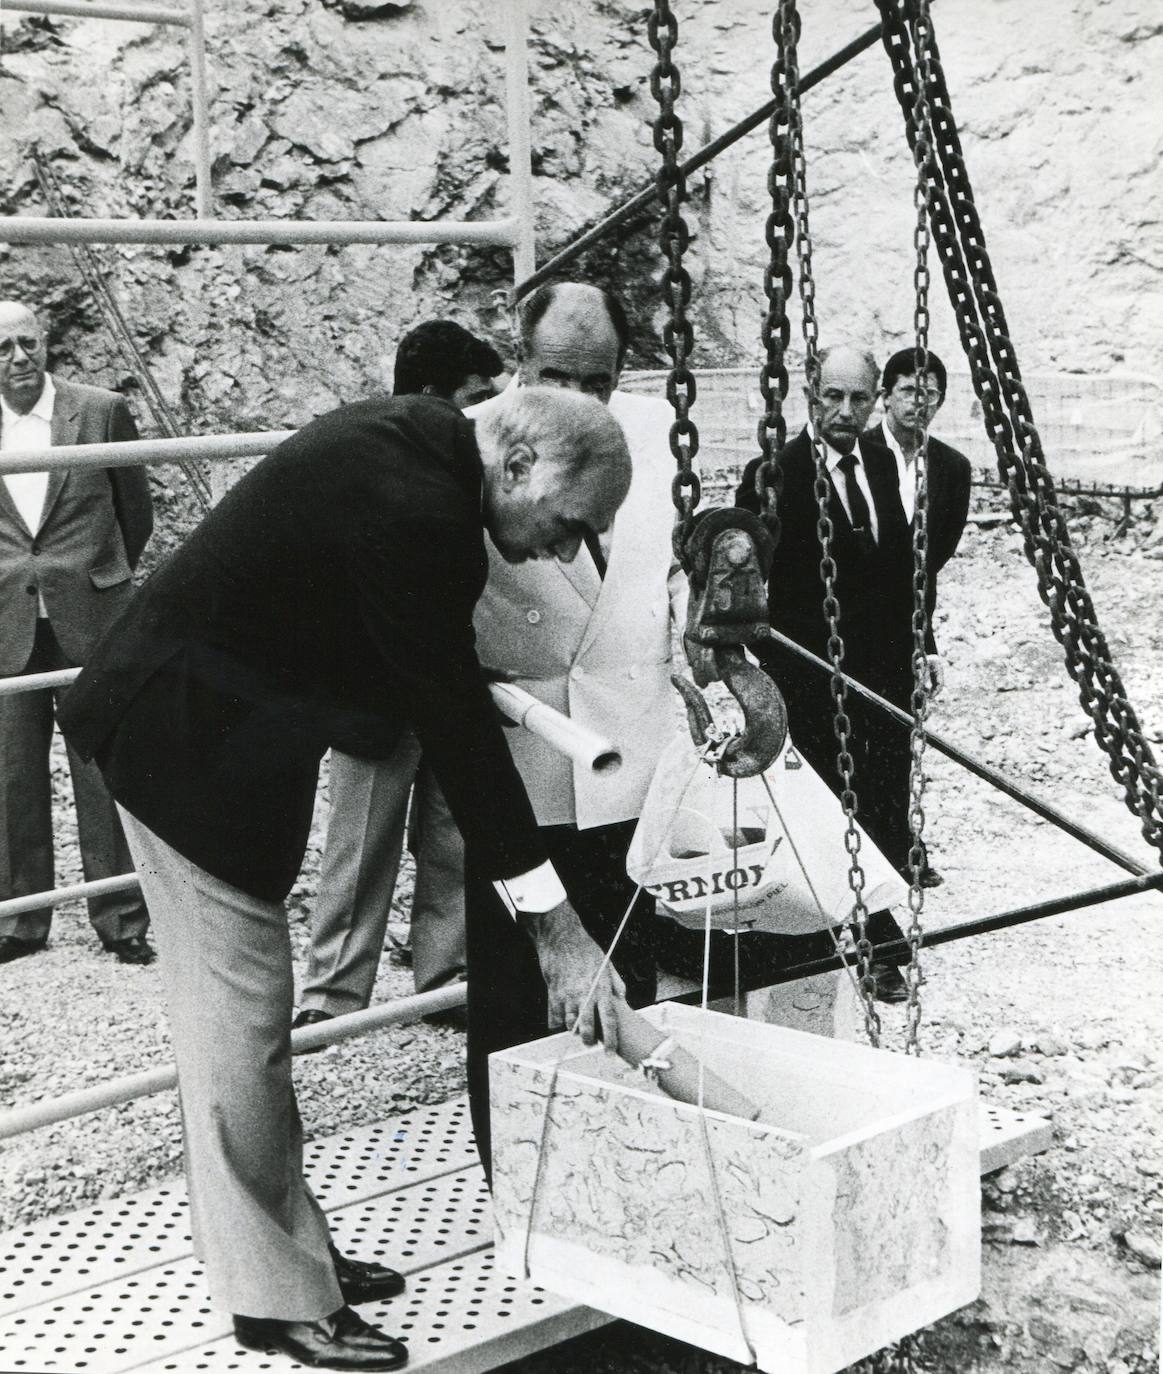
[0,0,536,281]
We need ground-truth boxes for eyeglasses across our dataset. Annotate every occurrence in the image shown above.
[0,336,43,362]
[893,382,942,403]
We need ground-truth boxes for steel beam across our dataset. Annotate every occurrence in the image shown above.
[766,630,1155,880]
[0,217,521,246]
[512,19,886,301]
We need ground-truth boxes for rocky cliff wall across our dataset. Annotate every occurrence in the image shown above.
[0,0,1159,442]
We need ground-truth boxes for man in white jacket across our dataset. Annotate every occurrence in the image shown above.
[465,282,688,1167]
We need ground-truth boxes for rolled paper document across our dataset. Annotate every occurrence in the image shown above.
[488,681,622,775]
[610,1003,762,1122]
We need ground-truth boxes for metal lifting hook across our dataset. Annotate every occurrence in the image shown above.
[673,508,788,778]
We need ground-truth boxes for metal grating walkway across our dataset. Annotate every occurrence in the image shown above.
[0,1094,1049,1374]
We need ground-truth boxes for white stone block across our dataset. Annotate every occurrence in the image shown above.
[490,1003,980,1374]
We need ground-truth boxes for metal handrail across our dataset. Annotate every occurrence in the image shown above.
[0,218,522,246]
[0,981,468,1141]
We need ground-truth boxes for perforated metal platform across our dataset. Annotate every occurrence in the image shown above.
[0,1094,1049,1374]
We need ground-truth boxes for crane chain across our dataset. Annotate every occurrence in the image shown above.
[876,0,1163,865]
[753,0,797,544]
[648,0,701,562]
[777,0,882,1046]
[901,0,936,1056]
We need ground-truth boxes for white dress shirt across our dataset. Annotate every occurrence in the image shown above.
[1,373,55,538]
[879,421,916,523]
[1,375,55,617]
[823,436,879,542]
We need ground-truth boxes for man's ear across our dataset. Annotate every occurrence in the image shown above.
[500,441,536,491]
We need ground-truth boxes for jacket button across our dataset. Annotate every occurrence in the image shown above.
[629,665,640,680]
[526,609,541,625]
[25,584,36,595]
[570,665,583,680]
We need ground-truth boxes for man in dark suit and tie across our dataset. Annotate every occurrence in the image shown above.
[0,300,153,964]
[59,385,633,1372]
[867,347,971,887]
[736,345,915,1003]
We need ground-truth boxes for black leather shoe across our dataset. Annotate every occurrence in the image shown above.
[0,935,46,963]
[103,934,156,965]
[292,1007,334,1054]
[871,962,909,1005]
[920,863,944,889]
[234,1305,408,1370]
[330,1244,406,1304]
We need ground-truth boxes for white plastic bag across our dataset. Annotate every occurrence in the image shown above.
[627,733,908,935]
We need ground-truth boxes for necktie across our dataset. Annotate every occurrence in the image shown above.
[584,528,607,580]
[837,451,875,544]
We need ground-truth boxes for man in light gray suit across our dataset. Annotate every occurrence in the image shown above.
[0,300,154,963]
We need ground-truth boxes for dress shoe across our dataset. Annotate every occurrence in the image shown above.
[234,1304,408,1370]
[421,974,468,1032]
[103,934,156,965]
[330,1244,406,1304]
[0,935,46,963]
[920,863,944,889]
[292,1007,334,1055]
[870,962,909,1005]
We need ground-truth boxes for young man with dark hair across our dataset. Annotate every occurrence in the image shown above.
[867,347,971,888]
[392,319,504,409]
[297,320,505,1033]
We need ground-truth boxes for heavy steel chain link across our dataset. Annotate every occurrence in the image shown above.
[648,0,701,561]
[753,0,797,544]
[877,0,1163,867]
[900,0,936,1056]
[778,0,881,1045]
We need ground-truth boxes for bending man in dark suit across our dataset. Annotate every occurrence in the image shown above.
[867,346,971,887]
[59,386,632,1373]
[736,345,914,1004]
[0,300,153,964]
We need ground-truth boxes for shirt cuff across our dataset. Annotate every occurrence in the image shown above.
[493,860,567,919]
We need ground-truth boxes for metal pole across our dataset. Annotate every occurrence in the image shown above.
[0,982,468,1141]
[511,18,886,302]
[0,873,139,920]
[186,0,213,218]
[0,217,522,247]
[0,0,191,23]
[0,430,292,474]
[502,0,536,284]
[676,871,1163,1005]
[766,630,1155,880]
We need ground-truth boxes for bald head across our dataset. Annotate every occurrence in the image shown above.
[813,345,880,453]
[517,282,629,405]
[0,301,48,415]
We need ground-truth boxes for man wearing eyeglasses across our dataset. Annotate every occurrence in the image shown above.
[867,348,971,888]
[736,344,916,1003]
[0,300,154,965]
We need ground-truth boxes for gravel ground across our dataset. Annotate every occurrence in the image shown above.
[1,492,1161,1374]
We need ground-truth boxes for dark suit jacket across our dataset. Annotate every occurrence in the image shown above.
[59,395,546,903]
[736,427,915,697]
[0,376,153,674]
[866,422,971,648]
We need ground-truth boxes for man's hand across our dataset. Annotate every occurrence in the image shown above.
[519,900,627,1051]
[926,653,946,698]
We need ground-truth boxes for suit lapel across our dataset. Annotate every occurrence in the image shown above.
[0,410,20,527]
[555,552,601,613]
[862,436,909,558]
[41,378,78,529]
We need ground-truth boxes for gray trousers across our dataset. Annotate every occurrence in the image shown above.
[0,620,147,944]
[300,735,466,1015]
[118,806,342,1321]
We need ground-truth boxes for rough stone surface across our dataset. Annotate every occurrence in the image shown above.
[1,0,1160,524]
